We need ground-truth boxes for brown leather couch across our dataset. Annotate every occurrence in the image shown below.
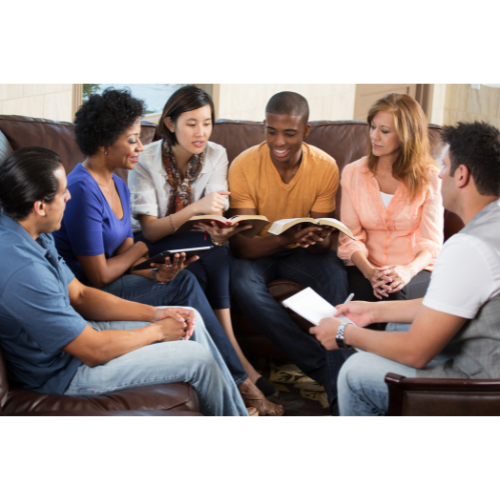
[385,373,500,416]
[0,114,467,416]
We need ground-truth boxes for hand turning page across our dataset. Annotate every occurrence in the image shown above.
[282,287,356,326]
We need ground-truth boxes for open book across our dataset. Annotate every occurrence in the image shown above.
[282,287,356,326]
[176,215,270,239]
[267,217,355,240]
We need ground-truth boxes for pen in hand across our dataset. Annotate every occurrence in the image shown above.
[343,293,354,305]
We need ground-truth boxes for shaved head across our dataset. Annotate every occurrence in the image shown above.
[265,92,310,124]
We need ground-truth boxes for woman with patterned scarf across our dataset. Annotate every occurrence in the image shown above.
[129,85,281,413]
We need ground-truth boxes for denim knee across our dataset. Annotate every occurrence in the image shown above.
[184,341,218,374]
[230,258,265,294]
[337,353,374,410]
[338,353,365,391]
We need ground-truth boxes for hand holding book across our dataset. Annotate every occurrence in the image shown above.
[268,217,355,240]
[176,214,270,239]
[193,220,253,245]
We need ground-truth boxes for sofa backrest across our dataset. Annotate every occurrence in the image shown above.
[0,114,464,237]
[210,119,459,228]
[0,115,158,184]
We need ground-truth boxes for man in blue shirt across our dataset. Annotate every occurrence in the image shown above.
[0,147,247,416]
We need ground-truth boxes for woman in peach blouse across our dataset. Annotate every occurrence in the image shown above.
[338,93,444,303]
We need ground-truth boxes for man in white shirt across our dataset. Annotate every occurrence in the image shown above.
[309,121,500,416]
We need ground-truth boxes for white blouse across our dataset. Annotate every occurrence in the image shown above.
[129,140,229,233]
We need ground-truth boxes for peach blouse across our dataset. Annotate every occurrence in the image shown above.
[338,157,444,272]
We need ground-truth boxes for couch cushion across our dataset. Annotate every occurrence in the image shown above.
[0,115,159,182]
[0,115,84,175]
[2,382,199,415]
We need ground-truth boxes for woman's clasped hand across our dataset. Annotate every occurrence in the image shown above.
[369,265,414,299]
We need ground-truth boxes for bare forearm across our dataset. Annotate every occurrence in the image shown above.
[371,298,424,324]
[230,233,288,259]
[72,285,155,322]
[80,243,148,288]
[139,205,198,243]
[62,322,163,366]
[351,251,375,278]
[344,325,423,367]
[406,250,433,276]
[129,256,153,280]
[93,324,162,364]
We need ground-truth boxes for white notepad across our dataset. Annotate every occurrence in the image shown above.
[282,287,356,326]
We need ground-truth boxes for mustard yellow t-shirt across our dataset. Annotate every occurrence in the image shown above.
[229,142,339,237]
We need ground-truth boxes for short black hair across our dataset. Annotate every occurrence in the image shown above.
[0,147,62,221]
[265,91,310,123]
[441,121,500,196]
[158,85,215,146]
[74,87,146,157]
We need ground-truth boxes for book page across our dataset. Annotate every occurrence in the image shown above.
[282,287,356,326]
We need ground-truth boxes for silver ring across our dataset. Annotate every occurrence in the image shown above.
[164,264,173,268]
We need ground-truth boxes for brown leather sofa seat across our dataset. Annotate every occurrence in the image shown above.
[0,344,200,416]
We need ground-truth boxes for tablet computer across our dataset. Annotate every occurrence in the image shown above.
[130,246,214,271]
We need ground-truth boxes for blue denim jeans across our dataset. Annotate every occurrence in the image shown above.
[64,308,247,416]
[337,322,448,416]
[231,247,351,405]
[135,230,231,309]
[101,270,247,386]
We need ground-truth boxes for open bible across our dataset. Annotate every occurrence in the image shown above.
[176,215,270,239]
[267,217,355,240]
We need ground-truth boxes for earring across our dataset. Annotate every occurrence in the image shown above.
[104,149,108,155]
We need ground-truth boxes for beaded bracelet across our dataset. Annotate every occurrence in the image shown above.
[169,214,177,232]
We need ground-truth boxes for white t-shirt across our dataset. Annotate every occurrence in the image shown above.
[423,233,500,319]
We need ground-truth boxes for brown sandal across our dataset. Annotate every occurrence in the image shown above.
[241,392,284,417]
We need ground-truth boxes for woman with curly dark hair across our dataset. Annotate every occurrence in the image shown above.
[53,88,283,416]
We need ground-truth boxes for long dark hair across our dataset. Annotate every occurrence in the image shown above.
[0,147,62,220]
[158,86,215,146]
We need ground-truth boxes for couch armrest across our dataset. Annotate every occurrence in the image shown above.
[385,373,500,416]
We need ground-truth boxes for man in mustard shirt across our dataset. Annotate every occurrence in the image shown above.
[229,91,350,410]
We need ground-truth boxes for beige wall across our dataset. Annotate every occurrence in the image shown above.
[216,84,356,122]
[440,84,500,128]
[0,84,74,122]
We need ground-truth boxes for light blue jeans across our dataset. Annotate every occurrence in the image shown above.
[337,323,452,416]
[338,322,416,416]
[65,308,247,416]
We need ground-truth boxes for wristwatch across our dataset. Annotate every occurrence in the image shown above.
[336,322,352,350]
